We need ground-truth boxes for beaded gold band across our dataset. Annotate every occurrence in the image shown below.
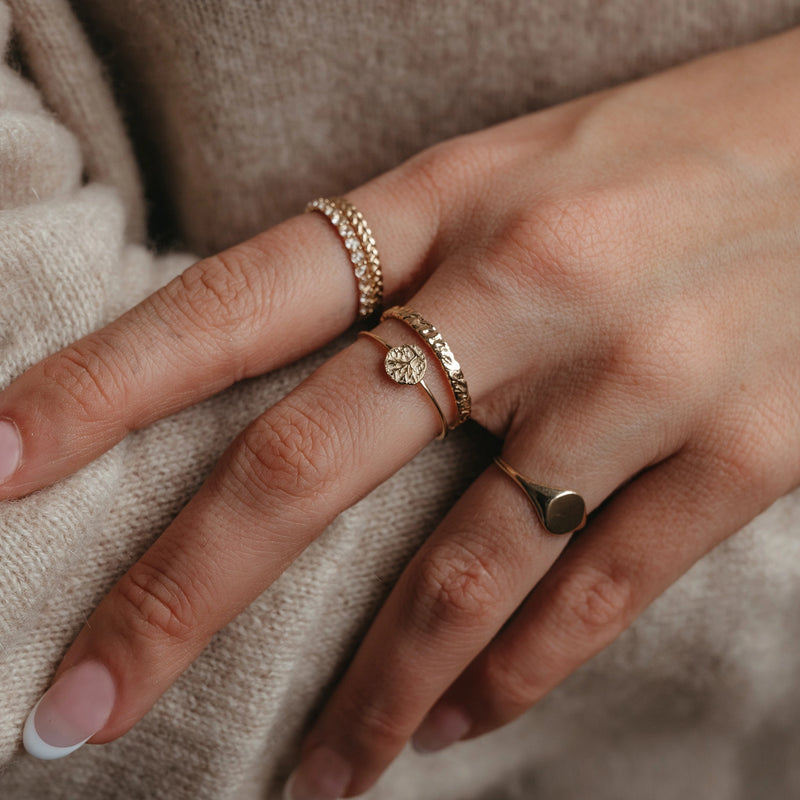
[359,331,448,440]
[381,306,471,428]
[306,197,383,317]
[494,457,586,536]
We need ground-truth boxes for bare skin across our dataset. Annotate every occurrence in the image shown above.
[2,28,800,798]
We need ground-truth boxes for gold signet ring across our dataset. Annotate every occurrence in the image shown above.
[494,457,587,536]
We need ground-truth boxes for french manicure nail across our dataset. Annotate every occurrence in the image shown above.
[0,418,21,483]
[23,661,116,760]
[412,705,471,754]
[284,746,351,800]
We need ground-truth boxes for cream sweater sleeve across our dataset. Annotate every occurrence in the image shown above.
[0,0,187,767]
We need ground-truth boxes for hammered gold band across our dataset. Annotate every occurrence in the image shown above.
[381,306,471,428]
[306,197,383,317]
[359,331,449,440]
[494,457,587,536]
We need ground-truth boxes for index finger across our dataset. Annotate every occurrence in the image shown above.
[0,166,442,500]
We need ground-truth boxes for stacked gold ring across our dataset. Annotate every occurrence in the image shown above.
[306,197,384,317]
[307,195,582,537]
[382,306,471,427]
[358,331,449,440]
[360,306,471,439]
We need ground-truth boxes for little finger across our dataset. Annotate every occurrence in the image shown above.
[427,442,787,742]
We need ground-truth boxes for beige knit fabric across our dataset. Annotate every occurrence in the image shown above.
[1,2,800,798]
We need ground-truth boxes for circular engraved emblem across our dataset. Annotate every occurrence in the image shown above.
[385,344,427,385]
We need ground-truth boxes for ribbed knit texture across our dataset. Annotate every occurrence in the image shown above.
[1,2,799,798]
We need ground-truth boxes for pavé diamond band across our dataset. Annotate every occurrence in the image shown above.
[306,197,383,318]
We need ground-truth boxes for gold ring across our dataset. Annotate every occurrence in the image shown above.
[359,331,448,440]
[306,197,383,317]
[381,306,471,428]
[494,457,586,536]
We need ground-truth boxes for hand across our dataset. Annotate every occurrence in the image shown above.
[3,28,800,797]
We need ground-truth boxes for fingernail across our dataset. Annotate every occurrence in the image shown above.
[284,746,351,800]
[412,705,471,754]
[23,661,116,760]
[0,418,21,483]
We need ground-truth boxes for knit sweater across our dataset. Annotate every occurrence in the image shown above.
[1,2,800,798]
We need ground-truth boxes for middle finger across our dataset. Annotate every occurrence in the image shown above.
[26,310,465,751]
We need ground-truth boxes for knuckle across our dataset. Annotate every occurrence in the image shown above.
[229,392,342,509]
[334,693,409,756]
[507,191,620,290]
[703,447,758,500]
[401,133,498,222]
[114,557,207,643]
[601,320,697,411]
[633,304,711,390]
[464,189,629,315]
[591,287,715,415]
[406,136,478,196]
[480,648,542,716]
[40,339,130,424]
[692,414,783,504]
[408,541,504,631]
[476,566,636,718]
[161,250,263,340]
[552,563,634,640]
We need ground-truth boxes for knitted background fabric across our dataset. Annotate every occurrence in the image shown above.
[1,1,800,798]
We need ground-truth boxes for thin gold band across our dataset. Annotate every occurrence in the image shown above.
[381,306,471,428]
[494,457,587,536]
[359,331,449,440]
[306,197,384,318]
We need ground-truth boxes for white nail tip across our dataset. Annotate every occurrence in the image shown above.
[23,697,91,760]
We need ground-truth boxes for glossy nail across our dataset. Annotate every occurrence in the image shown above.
[412,705,471,754]
[0,418,21,483]
[23,661,116,760]
[284,746,351,800]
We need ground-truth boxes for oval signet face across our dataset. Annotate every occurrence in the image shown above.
[385,344,427,385]
[544,491,587,535]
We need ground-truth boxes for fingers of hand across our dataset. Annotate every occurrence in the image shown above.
[0,171,444,500]
[30,328,448,750]
[0,227,323,497]
[286,439,636,797]
[18,146,493,759]
[429,443,783,742]
[277,217,720,797]
[288,470,558,796]
[283,357,800,798]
